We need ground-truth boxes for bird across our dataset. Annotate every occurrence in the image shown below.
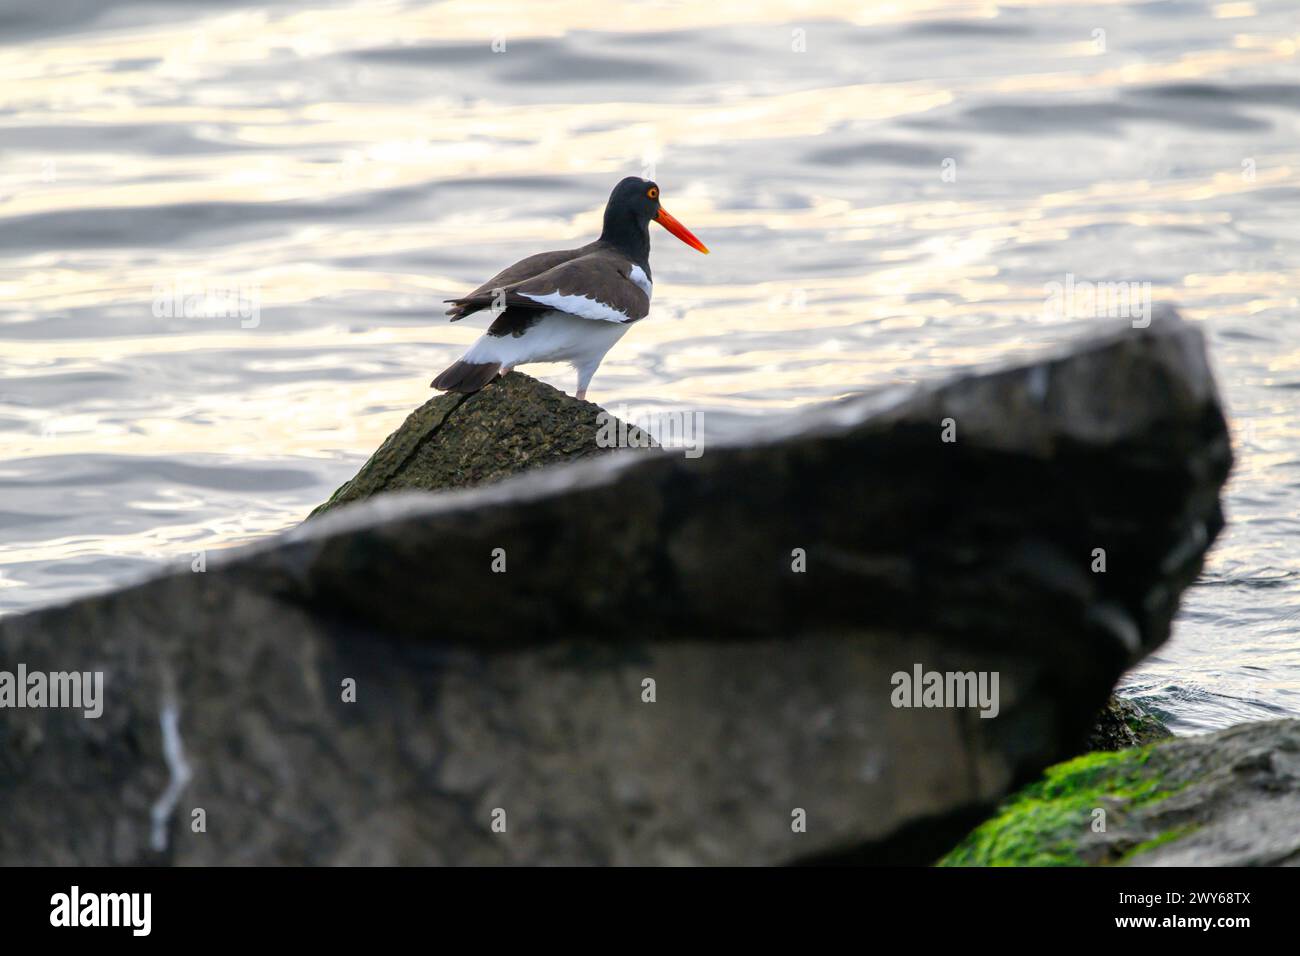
[432,177,709,401]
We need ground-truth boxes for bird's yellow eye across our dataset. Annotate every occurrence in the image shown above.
[647,187,659,199]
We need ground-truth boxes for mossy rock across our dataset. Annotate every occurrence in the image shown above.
[937,746,1186,866]
[938,719,1299,866]
[309,372,654,518]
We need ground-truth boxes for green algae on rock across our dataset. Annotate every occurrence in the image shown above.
[937,747,1181,866]
[938,718,1299,866]
[308,372,654,519]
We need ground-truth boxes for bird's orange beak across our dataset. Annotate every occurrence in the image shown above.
[654,207,709,254]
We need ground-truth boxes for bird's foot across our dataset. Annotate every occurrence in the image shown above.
[576,388,587,401]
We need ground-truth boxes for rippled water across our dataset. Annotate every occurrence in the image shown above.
[1,0,1297,732]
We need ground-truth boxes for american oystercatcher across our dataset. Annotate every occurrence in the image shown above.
[432,177,708,400]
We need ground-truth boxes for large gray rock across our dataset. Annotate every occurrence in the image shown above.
[0,309,1231,865]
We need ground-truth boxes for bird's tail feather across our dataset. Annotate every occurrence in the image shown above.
[431,360,502,393]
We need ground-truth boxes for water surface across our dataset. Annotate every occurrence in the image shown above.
[2,0,1298,732]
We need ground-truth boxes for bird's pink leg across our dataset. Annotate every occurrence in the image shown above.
[575,362,598,402]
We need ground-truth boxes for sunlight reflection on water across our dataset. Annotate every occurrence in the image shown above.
[1,0,1297,731]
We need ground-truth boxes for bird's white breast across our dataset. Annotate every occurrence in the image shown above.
[465,310,630,370]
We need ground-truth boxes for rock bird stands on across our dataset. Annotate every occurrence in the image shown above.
[433,177,709,400]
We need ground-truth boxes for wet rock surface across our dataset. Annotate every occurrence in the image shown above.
[1087,696,1173,752]
[0,310,1232,865]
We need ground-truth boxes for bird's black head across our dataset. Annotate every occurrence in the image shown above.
[600,176,708,263]
[605,176,661,223]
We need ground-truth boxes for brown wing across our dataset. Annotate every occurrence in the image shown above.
[446,249,649,324]
[445,246,589,320]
